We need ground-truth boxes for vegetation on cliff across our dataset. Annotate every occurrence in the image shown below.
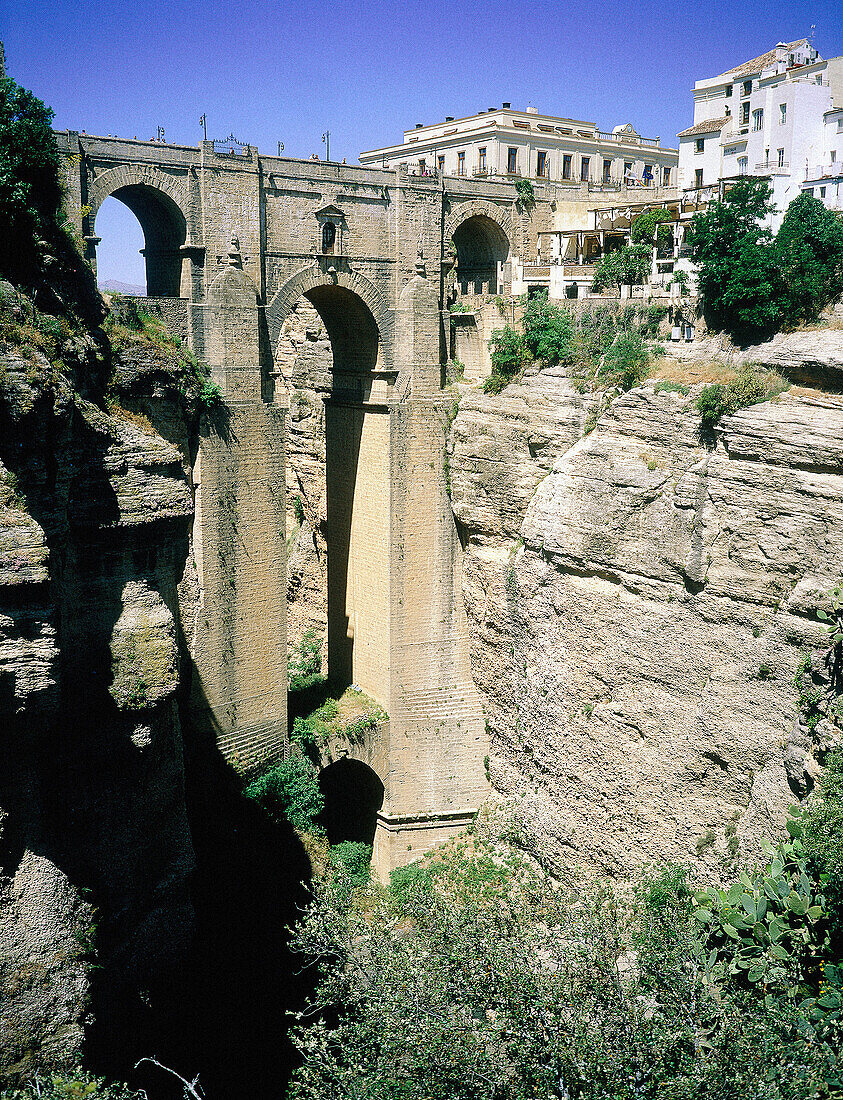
[689,180,843,343]
[485,294,666,395]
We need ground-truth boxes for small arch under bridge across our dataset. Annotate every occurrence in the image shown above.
[60,131,541,876]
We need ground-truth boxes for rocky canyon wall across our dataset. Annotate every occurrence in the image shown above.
[449,341,843,879]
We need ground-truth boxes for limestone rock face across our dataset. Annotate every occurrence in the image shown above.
[276,298,332,655]
[0,348,195,1078]
[451,373,843,880]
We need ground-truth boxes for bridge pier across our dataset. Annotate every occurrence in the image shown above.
[189,242,287,770]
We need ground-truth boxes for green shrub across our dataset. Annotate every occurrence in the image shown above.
[804,751,843,954]
[484,324,529,394]
[591,243,651,292]
[697,363,788,428]
[599,329,650,390]
[654,380,690,396]
[1,1069,144,1099]
[521,292,574,365]
[288,628,322,692]
[244,752,324,834]
[328,841,372,887]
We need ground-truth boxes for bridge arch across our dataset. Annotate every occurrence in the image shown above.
[319,757,385,847]
[445,200,513,297]
[267,265,392,370]
[88,165,190,297]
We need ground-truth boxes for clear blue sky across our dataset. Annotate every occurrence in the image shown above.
[5,0,842,286]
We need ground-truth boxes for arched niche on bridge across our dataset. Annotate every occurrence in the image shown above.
[270,273,392,708]
[319,757,385,847]
[446,201,513,299]
[88,166,191,298]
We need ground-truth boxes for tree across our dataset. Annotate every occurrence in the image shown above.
[775,193,843,327]
[0,76,101,321]
[687,178,781,342]
[591,243,651,292]
[484,324,529,393]
[630,207,673,248]
[0,76,64,286]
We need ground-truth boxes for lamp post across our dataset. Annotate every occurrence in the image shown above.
[322,130,330,162]
[200,114,207,140]
[156,126,165,142]
[278,141,285,156]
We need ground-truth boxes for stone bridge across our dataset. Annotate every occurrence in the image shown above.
[59,132,543,874]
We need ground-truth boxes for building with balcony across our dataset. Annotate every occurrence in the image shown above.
[678,40,843,229]
[359,103,678,188]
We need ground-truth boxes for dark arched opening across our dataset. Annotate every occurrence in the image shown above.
[452,214,510,297]
[282,284,388,707]
[319,757,385,846]
[101,184,187,297]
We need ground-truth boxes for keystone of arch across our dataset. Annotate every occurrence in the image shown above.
[444,200,514,252]
[86,163,190,223]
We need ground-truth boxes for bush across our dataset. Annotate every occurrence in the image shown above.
[696,363,788,428]
[328,841,372,887]
[521,292,574,365]
[288,836,843,1100]
[1,1070,144,1099]
[484,324,529,394]
[804,751,843,955]
[599,329,650,390]
[244,752,324,834]
[288,628,323,693]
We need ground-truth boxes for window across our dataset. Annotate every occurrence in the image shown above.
[418,158,426,173]
[537,150,547,177]
[820,186,826,197]
[438,154,445,172]
[742,80,752,96]
[725,145,736,156]
[562,154,572,179]
[695,167,704,188]
[777,147,785,167]
[753,108,764,131]
[725,84,733,97]
[457,150,465,175]
[580,156,590,181]
[741,102,750,126]
[662,166,671,186]
[831,150,837,163]
[643,164,653,183]
[695,137,705,153]
[321,221,336,254]
[738,156,748,175]
[602,158,612,183]
[478,146,486,171]
[507,147,518,174]
[779,103,787,124]
[624,160,632,178]
[725,106,731,117]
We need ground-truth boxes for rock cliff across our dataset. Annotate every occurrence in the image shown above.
[450,357,843,879]
[0,301,197,1079]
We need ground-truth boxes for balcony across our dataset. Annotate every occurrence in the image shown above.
[755,160,789,173]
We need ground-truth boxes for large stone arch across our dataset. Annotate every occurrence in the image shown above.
[444,199,515,251]
[445,200,513,297]
[267,264,391,350]
[87,163,190,225]
[88,164,191,297]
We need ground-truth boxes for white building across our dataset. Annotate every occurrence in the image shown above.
[678,40,843,229]
[360,103,678,187]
